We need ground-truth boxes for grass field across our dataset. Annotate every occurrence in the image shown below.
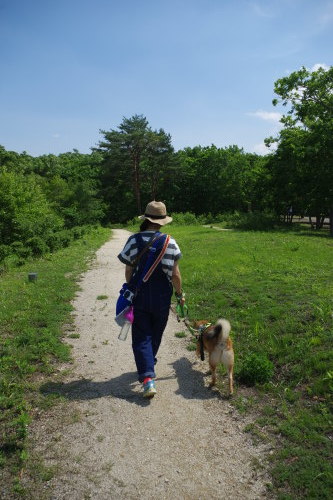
[168,224,333,499]
[0,226,111,492]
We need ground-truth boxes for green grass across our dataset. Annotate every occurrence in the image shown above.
[169,224,333,499]
[174,331,187,338]
[0,226,111,490]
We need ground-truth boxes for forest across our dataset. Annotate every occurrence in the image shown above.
[1,66,332,267]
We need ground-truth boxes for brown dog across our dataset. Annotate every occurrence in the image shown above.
[194,318,234,395]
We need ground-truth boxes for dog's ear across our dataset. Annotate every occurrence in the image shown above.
[214,323,222,335]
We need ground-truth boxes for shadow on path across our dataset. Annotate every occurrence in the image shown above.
[171,357,224,400]
[40,357,226,406]
[40,372,151,407]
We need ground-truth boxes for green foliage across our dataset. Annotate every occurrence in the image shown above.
[171,145,269,216]
[0,147,106,265]
[237,353,274,385]
[171,212,203,225]
[0,171,63,246]
[267,65,333,220]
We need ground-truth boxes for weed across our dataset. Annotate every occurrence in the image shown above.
[237,353,274,385]
[68,333,80,339]
[175,331,187,338]
[233,395,256,414]
[186,342,197,351]
[97,295,108,300]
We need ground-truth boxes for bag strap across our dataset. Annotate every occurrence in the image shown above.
[143,235,170,282]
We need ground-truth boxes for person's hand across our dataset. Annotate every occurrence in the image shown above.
[175,290,186,306]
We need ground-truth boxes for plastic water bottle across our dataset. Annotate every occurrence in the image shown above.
[118,306,134,341]
[118,320,131,341]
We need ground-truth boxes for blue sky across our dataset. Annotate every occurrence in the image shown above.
[0,0,332,156]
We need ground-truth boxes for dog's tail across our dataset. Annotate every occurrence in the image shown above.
[214,318,231,341]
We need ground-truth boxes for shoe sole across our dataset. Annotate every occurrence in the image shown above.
[143,388,157,398]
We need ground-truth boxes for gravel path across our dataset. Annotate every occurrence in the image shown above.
[25,229,271,499]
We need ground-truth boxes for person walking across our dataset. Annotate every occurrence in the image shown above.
[118,201,185,398]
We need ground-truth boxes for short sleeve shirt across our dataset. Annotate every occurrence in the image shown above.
[118,231,182,281]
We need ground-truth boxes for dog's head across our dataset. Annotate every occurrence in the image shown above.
[193,320,210,330]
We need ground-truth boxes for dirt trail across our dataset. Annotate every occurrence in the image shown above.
[25,229,270,499]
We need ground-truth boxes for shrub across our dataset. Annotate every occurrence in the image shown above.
[26,236,50,256]
[0,244,11,263]
[170,212,201,225]
[56,230,72,248]
[10,241,32,259]
[222,212,279,230]
[0,171,64,249]
[237,353,274,385]
[71,226,85,240]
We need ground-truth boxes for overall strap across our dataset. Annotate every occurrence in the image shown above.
[130,233,161,268]
[143,235,170,282]
[129,232,167,290]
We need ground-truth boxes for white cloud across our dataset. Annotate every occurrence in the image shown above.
[248,110,282,122]
[311,63,330,72]
[252,142,276,155]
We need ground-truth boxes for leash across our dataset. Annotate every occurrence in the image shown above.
[178,310,211,361]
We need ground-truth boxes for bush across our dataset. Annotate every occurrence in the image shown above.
[26,236,50,256]
[170,212,201,225]
[10,241,32,259]
[0,244,11,263]
[55,230,72,248]
[71,226,85,240]
[237,353,274,385]
[222,212,279,230]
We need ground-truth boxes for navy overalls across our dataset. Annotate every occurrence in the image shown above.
[131,233,173,382]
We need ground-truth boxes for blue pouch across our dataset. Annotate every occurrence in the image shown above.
[116,283,135,316]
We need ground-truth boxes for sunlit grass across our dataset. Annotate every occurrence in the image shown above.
[169,224,333,499]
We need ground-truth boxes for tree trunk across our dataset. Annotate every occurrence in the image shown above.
[132,154,142,214]
[315,215,325,230]
[151,172,158,200]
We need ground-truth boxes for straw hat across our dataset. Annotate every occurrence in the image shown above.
[139,201,173,226]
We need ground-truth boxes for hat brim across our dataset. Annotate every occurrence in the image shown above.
[138,215,173,226]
